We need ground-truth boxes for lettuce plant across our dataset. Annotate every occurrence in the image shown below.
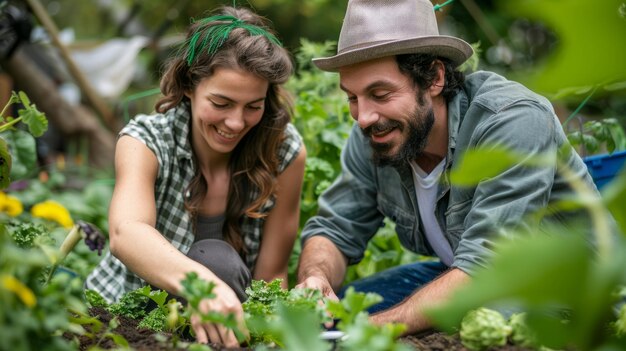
[509,312,538,348]
[459,307,512,351]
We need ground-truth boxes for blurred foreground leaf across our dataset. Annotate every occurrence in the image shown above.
[602,167,626,235]
[427,232,626,350]
[499,0,626,96]
[449,147,519,186]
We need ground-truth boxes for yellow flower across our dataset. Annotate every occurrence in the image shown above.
[31,200,74,228]
[1,274,37,308]
[0,191,23,217]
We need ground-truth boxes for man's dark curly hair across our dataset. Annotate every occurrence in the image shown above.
[396,53,465,102]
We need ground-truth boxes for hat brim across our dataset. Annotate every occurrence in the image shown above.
[313,36,473,72]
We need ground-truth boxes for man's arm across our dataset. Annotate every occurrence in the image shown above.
[296,236,349,300]
[370,267,469,334]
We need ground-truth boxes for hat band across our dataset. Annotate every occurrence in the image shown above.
[339,39,395,54]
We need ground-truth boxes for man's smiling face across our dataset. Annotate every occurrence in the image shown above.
[339,56,435,167]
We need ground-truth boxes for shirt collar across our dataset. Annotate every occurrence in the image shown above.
[446,87,469,154]
[171,100,194,162]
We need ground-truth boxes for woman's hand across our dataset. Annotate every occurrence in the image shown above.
[190,282,248,347]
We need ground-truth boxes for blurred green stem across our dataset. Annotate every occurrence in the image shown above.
[562,86,597,128]
[0,117,22,133]
[45,224,82,284]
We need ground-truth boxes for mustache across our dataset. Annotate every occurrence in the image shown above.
[362,120,403,138]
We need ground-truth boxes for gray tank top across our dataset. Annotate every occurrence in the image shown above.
[194,214,225,242]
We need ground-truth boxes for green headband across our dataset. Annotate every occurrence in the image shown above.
[185,14,282,66]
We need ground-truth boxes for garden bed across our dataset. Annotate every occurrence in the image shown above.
[69,307,535,351]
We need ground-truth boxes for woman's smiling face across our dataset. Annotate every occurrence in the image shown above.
[187,67,269,157]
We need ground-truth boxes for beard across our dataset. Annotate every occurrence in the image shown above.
[362,97,435,168]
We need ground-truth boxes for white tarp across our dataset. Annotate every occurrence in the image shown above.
[69,36,149,99]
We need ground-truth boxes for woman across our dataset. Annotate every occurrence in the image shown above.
[85,6,305,346]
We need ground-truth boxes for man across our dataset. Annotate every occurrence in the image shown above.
[296,0,605,335]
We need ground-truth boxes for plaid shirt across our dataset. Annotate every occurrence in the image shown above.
[85,102,303,302]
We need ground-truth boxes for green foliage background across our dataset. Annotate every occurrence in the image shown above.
[2,1,626,349]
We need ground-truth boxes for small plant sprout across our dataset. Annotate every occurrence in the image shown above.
[459,307,512,351]
[325,286,382,331]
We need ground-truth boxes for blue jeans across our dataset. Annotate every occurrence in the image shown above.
[338,261,448,314]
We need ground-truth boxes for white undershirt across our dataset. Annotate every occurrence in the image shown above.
[409,159,454,266]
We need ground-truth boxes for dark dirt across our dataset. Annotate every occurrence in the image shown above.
[66,307,534,350]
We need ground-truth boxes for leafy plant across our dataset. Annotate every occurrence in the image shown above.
[243,278,329,345]
[250,302,331,351]
[427,145,626,350]
[567,117,626,155]
[341,313,410,351]
[508,312,538,348]
[133,285,184,333]
[459,307,512,351]
[0,222,87,351]
[287,39,352,227]
[326,286,382,331]
[106,285,150,321]
[69,313,130,349]
[85,285,185,335]
[0,91,48,188]
[5,219,51,248]
[85,289,108,308]
[179,272,246,343]
[327,287,409,351]
[615,303,626,338]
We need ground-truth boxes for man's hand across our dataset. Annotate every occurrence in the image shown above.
[190,283,248,347]
[295,275,339,328]
[295,275,339,301]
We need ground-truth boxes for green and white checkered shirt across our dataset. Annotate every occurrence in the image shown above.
[85,102,303,302]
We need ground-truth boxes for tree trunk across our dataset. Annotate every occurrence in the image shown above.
[0,45,115,169]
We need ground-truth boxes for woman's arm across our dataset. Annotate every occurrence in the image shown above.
[109,136,244,346]
[253,144,307,288]
[109,136,227,293]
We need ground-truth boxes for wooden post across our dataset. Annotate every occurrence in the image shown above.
[1,46,115,169]
[24,0,117,131]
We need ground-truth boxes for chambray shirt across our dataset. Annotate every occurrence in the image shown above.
[86,102,303,303]
[301,71,601,275]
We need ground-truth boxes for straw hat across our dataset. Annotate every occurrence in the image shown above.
[313,0,473,71]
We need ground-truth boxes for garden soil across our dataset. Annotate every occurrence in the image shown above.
[67,307,535,350]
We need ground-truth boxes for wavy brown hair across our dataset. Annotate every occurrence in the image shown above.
[396,54,465,102]
[155,6,294,256]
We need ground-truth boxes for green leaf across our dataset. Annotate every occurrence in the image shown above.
[449,147,519,186]
[84,289,108,308]
[602,167,626,235]
[500,0,626,96]
[0,137,12,189]
[426,233,589,328]
[0,129,37,180]
[326,287,382,331]
[18,104,48,137]
[249,303,330,351]
[17,91,31,106]
[105,332,130,348]
[427,232,624,350]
